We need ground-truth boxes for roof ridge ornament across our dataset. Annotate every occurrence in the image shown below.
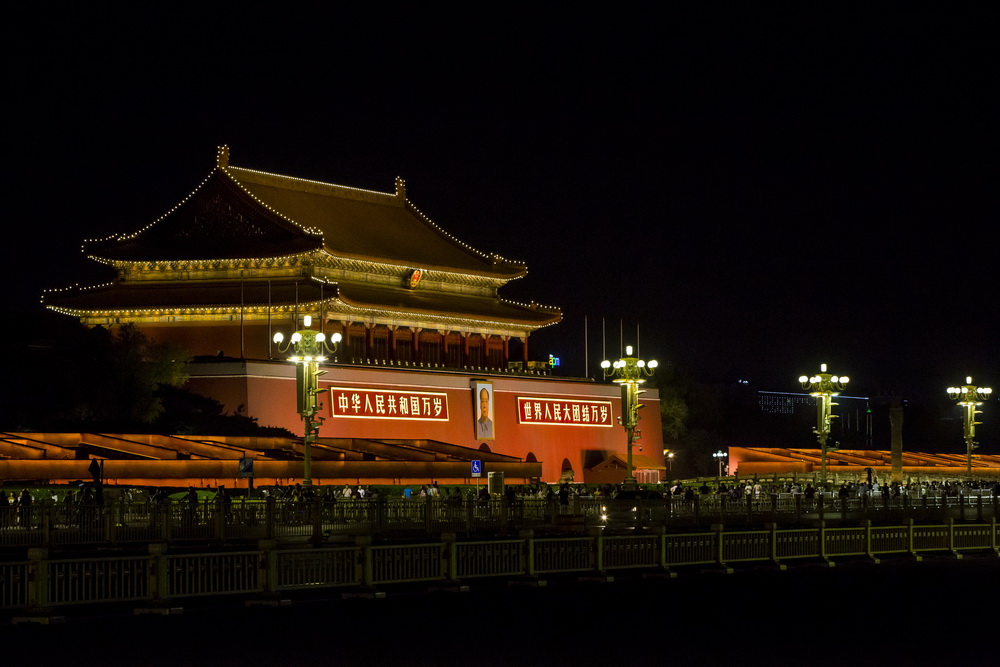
[217,145,230,168]
[395,175,406,200]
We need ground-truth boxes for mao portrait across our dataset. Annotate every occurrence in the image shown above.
[473,381,494,440]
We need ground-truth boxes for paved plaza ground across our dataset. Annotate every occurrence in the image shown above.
[2,554,996,666]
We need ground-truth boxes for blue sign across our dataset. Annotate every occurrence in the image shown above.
[471,460,482,478]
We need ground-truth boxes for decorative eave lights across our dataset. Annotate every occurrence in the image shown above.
[59,147,559,336]
[330,298,557,333]
[227,164,395,199]
[215,150,541,295]
[223,162,524,288]
[403,195,526,273]
[46,296,343,320]
[224,157,524,276]
[41,280,113,298]
[218,167,324,237]
[82,158,324,263]
[89,249,325,271]
[318,253,515,289]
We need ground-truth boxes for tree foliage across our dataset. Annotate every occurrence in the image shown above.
[0,312,287,436]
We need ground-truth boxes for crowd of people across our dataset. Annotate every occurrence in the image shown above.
[662,477,1000,502]
[1,476,997,522]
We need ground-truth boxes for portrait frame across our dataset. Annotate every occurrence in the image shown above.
[472,380,495,441]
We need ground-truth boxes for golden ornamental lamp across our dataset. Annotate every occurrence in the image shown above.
[798,363,849,487]
[273,315,342,487]
[601,345,657,487]
[947,377,992,478]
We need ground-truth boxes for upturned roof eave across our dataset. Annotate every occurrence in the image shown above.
[227,162,528,281]
[81,167,326,263]
[319,248,527,282]
[333,290,561,330]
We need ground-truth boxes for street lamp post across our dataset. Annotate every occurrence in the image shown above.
[601,345,657,488]
[947,377,992,478]
[273,315,342,487]
[713,450,727,477]
[799,363,849,488]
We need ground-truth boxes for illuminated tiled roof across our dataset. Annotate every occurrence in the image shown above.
[45,147,561,332]
[336,283,559,327]
[85,170,324,262]
[731,447,1000,471]
[227,165,526,280]
[43,279,560,329]
[43,279,331,311]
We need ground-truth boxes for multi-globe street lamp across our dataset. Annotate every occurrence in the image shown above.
[601,345,657,487]
[273,315,342,487]
[713,450,727,477]
[946,377,992,478]
[799,363,849,487]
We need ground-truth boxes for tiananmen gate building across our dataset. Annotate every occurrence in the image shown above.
[38,147,664,487]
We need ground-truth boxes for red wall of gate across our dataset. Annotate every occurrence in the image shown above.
[188,362,663,483]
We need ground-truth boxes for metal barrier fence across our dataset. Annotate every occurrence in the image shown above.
[276,546,360,590]
[3,519,997,615]
[1,493,996,552]
[47,555,151,606]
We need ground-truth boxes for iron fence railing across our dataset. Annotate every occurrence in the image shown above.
[3,519,997,616]
[0,492,995,552]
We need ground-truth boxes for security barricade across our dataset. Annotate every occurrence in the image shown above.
[371,543,444,584]
[912,525,953,553]
[663,532,717,567]
[167,552,262,598]
[953,524,994,551]
[534,537,594,573]
[775,528,822,561]
[0,561,28,609]
[870,525,911,556]
[47,555,151,606]
[722,531,772,564]
[276,547,361,590]
[1,492,997,549]
[2,518,997,616]
[603,535,660,570]
[455,539,524,579]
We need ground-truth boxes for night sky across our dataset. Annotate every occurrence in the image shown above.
[7,7,997,426]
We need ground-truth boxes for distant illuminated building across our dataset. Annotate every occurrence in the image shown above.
[756,390,872,448]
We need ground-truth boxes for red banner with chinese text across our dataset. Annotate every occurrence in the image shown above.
[329,387,449,421]
[516,397,614,426]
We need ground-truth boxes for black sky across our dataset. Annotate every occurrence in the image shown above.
[6,6,998,414]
